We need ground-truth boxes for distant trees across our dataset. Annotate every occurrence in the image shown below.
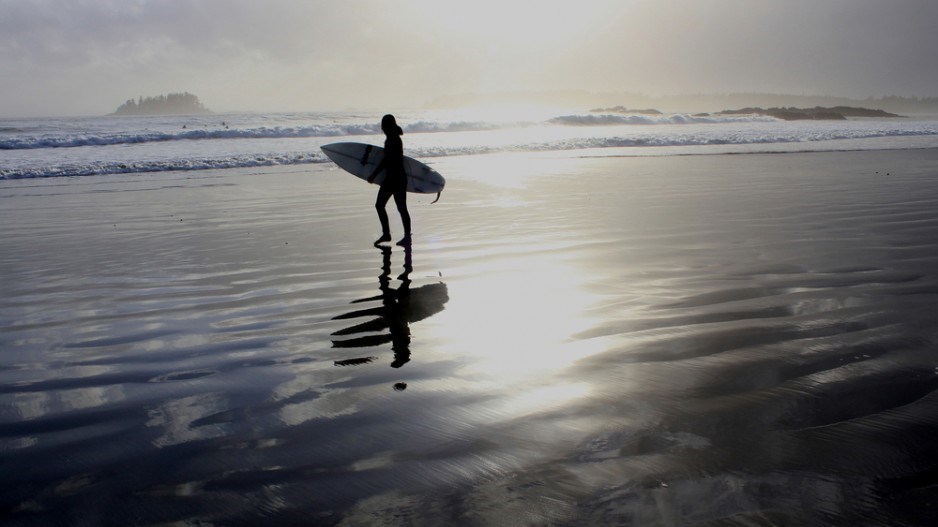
[113,92,211,115]
[863,95,938,114]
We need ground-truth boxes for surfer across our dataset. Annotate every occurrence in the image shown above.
[368,114,411,246]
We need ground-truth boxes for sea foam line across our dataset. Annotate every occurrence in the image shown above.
[0,125,376,150]
[0,153,328,180]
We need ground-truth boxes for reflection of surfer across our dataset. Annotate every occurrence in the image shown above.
[368,114,411,247]
[331,245,448,383]
[331,245,413,368]
[386,246,412,368]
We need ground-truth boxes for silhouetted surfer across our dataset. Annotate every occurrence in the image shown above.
[368,114,411,247]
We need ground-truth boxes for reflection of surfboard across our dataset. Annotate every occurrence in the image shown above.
[321,142,446,198]
[331,283,449,330]
[330,282,449,348]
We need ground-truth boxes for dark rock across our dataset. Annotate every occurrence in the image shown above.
[716,105,902,120]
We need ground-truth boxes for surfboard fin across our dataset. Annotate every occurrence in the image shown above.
[431,191,441,204]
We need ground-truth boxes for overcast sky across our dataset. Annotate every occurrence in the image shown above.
[1,0,936,117]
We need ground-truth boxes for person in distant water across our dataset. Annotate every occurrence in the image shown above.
[368,114,411,246]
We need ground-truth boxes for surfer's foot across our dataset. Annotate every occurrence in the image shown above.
[396,235,411,247]
[374,234,391,245]
[391,356,410,368]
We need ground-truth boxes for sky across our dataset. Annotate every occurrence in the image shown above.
[1,0,937,117]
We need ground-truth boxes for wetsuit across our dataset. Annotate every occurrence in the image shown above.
[375,134,411,237]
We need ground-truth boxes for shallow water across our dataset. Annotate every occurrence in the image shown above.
[3,150,938,525]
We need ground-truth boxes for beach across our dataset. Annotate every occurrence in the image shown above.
[3,148,938,525]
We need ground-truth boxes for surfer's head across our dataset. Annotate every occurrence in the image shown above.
[381,114,403,136]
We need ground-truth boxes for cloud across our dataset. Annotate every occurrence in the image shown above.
[1,0,477,114]
[1,0,937,116]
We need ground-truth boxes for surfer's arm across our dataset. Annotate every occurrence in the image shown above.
[368,159,385,183]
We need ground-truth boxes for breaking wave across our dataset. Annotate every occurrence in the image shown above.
[1,125,376,150]
[1,153,328,180]
[549,113,780,126]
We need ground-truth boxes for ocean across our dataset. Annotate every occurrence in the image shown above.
[3,109,938,180]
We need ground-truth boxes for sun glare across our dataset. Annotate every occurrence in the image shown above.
[426,249,604,381]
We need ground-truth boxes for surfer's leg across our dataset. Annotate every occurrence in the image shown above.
[375,186,393,244]
[392,186,411,245]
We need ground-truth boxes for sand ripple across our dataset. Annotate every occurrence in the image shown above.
[3,151,938,524]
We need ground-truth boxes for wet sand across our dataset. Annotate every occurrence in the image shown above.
[3,149,938,525]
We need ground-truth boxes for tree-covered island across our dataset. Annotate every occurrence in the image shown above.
[112,92,212,115]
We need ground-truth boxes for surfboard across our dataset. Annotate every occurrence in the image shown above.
[320,142,445,200]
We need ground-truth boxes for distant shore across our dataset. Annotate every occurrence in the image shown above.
[591,105,904,120]
[716,105,903,120]
[429,91,938,115]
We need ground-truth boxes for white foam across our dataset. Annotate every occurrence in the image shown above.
[0,152,329,180]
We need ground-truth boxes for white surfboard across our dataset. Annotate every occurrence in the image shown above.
[321,142,445,201]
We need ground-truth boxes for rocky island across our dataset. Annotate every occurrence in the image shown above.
[112,92,212,116]
[717,106,903,120]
